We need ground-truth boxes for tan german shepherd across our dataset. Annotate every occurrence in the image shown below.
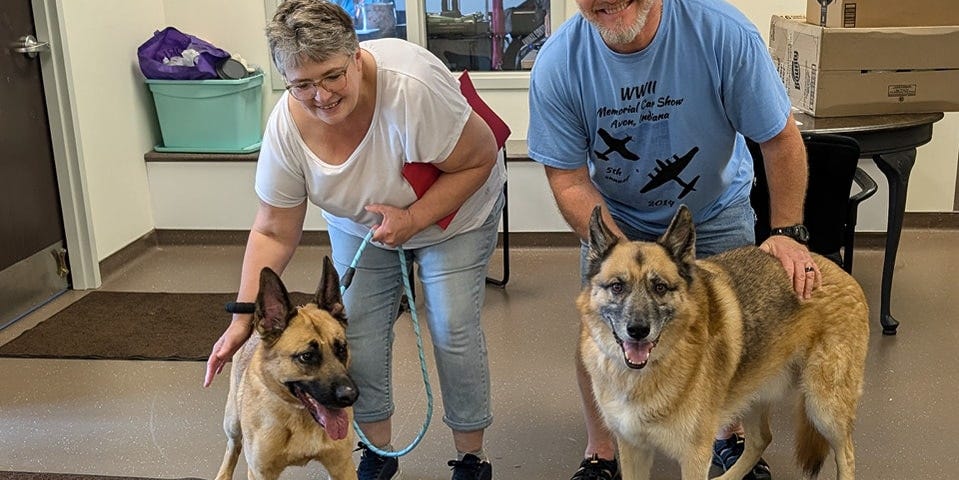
[215,258,358,480]
[578,205,869,480]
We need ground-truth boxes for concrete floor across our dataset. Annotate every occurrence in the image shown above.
[1,230,957,479]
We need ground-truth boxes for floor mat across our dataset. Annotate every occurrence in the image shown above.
[0,473,203,480]
[0,291,311,361]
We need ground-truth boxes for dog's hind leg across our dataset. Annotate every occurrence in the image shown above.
[617,438,654,480]
[799,380,860,480]
[715,405,772,480]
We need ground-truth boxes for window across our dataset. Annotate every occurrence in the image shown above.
[264,0,565,88]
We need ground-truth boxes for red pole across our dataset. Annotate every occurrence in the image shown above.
[491,0,504,70]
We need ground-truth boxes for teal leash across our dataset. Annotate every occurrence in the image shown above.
[341,228,434,458]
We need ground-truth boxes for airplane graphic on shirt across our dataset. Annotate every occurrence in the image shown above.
[640,146,701,199]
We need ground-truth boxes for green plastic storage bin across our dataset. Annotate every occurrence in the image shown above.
[146,72,264,153]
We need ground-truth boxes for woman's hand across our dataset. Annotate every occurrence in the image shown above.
[204,317,253,387]
[365,204,419,247]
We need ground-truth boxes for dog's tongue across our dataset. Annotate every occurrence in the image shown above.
[295,389,350,440]
[315,404,350,441]
[623,340,655,366]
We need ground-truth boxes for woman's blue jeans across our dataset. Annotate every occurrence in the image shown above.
[329,193,504,432]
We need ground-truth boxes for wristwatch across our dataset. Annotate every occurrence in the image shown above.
[770,224,810,245]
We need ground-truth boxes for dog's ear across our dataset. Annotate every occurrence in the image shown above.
[658,205,696,281]
[255,267,293,343]
[586,205,618,278]
[315,256,347,326]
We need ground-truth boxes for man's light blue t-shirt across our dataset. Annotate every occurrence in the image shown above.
[528,0,790,234]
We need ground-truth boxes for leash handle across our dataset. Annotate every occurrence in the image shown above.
[225,301,255,314]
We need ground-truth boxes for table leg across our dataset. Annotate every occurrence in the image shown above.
[872,149,917,335]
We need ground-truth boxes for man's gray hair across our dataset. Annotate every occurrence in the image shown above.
[267,0,359,77]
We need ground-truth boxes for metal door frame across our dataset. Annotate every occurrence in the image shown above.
[31,0,99,289]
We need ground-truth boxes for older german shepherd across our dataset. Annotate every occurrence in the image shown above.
[215,258,358,480]
[578,206,869,480]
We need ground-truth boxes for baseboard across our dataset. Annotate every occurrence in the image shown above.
[99,231,158,279]
[102,211,956,273]
[902,211,959,229]
[150,230,582,248]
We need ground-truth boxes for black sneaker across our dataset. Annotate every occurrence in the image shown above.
[356,443,400,480]
[711,434,772,480]
[448,453,492,480]
[570,454,621,480]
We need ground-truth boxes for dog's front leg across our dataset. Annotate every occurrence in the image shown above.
[617,437,654,480]
[677,436,713,480]
[320,444,359,480]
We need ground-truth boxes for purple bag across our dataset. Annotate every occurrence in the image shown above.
[137,27,231,80]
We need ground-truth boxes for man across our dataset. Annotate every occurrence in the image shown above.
[527,0,820,479]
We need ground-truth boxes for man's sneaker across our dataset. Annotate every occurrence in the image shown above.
[448,453,492,480]
[711,434,773,480]
[570,454,621,480]
[356,443,400,480]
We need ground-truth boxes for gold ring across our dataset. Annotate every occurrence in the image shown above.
[804,266,815,272]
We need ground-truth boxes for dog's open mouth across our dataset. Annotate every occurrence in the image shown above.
[620,339,656,369]
[288,382,350,441]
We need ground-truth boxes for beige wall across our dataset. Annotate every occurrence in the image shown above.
[59,0,164,260]
[55,0,959,263]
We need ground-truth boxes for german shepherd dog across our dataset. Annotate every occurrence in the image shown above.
[215,257,359,480]
[578,206,869,480]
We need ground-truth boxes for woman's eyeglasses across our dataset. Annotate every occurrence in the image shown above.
[285,55,353,100]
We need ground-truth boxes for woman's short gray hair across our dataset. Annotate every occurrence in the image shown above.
[267,0,359,77]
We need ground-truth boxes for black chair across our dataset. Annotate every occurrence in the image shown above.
[748,133,878,273]
[460,71,511,287]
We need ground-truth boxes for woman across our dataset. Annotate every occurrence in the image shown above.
[204,2,504,479]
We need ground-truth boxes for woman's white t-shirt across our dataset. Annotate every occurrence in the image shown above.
[255,38,506,249]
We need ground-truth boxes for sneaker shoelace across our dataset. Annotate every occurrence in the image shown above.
[572,454,619,480]
[356,443,391,479]
[448,454,487,480]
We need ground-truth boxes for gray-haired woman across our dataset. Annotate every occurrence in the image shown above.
[204,2,504,480]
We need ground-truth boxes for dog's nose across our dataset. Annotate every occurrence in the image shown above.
[335,383,358,406]
[627,323,650,340]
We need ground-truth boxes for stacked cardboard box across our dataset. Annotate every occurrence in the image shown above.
[769,15,959,117]
[806,0,959,28]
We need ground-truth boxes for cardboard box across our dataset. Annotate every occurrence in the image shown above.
[769,15,959,117]
[806,0,959,28]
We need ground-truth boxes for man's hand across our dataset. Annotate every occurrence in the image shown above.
[204,318,253,387]
[759,235,821,300]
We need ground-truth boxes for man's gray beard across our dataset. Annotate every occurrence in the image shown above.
[590,0,655,46]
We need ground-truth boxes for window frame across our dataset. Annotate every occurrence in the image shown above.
[263,0,569,91]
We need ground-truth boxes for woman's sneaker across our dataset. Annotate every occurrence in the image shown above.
[448,453,492,480]
[356,443,400,480]
[570,454,621,480]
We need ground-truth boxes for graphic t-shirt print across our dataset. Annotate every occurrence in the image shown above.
[593,79,701,209]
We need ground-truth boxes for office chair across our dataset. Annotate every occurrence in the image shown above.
[749,133,878,273]
[459,70,512,287]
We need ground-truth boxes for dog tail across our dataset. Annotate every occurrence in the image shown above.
[795,394,829,478]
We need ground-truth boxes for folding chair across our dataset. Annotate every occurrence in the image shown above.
[459,71,511,287]
[749,134,878,273]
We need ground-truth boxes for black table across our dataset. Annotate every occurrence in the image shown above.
[794,111,945,335]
